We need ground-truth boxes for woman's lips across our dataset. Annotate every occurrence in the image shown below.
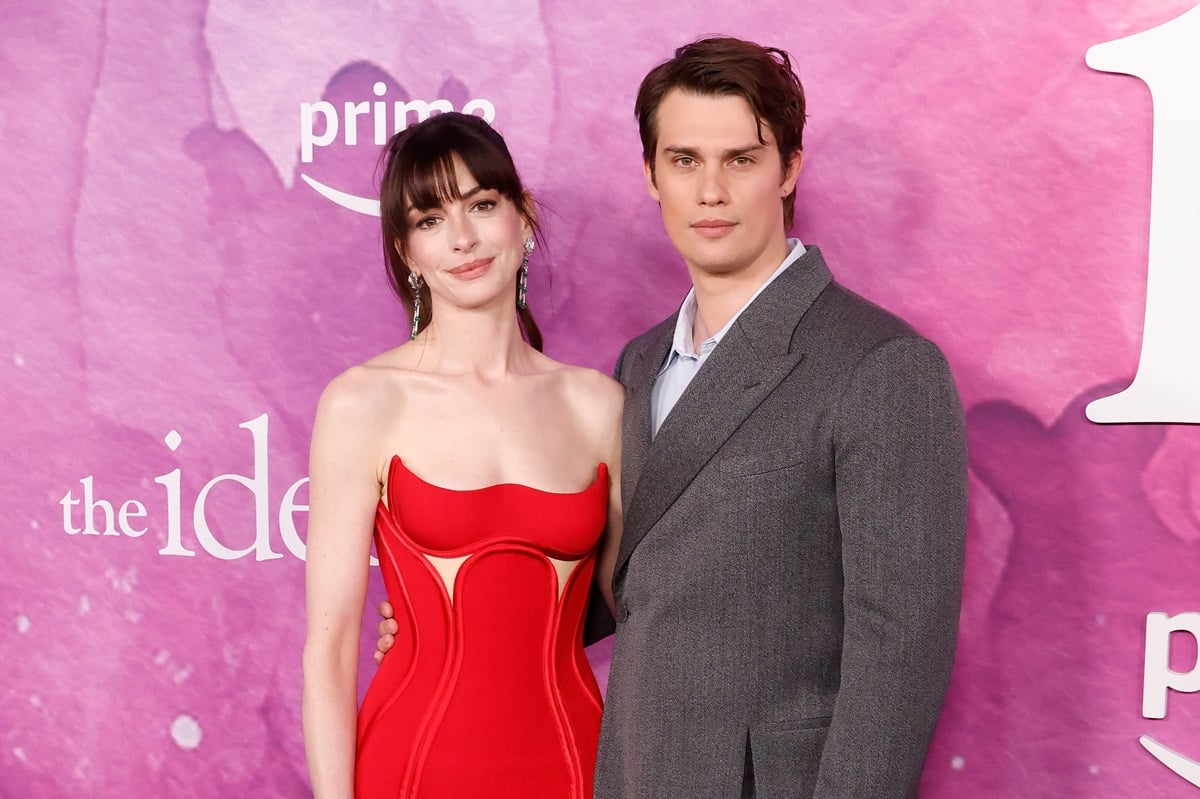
[447,257,494,279]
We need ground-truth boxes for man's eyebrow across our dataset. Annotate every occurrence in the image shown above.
[724,143,768,158]
[661,143,768,159]
[663,145,701,158]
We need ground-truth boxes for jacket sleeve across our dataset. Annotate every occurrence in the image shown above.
[812,335,968,798]
[582,588,616,646]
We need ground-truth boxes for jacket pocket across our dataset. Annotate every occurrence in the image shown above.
[749,717,830,798]
[719,451,805,477]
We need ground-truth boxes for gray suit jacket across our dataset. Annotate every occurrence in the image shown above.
[592,246,967,799]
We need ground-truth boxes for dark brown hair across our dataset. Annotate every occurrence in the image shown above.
[635,37,807,227]
[378,112,542,350]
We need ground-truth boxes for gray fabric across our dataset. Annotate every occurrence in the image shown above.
[594,246,967,799]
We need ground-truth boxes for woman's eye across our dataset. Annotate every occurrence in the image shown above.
[414,216,439,230]
[474,199,496,212]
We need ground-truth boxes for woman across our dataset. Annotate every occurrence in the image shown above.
[302,112,623,799]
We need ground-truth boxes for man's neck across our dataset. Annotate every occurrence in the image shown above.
[689,238,793,348]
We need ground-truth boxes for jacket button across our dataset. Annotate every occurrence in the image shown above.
[616,603,630,623]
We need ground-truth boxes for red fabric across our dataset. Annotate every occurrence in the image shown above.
[356,457,607,799]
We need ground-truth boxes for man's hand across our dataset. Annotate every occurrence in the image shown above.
[374,601,398,665]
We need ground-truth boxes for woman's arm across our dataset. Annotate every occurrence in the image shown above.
[592,376,625,616]
[302,370,386,798]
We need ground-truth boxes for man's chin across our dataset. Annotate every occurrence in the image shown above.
[683,254,748,278]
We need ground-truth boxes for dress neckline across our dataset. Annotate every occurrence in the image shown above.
[388,455,607,497]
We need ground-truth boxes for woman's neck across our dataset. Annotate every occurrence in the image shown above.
[412,303,534,380]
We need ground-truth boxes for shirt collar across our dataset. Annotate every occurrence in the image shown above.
[662,238,807,366]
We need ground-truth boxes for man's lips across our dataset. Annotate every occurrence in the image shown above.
[691,219,736,239]
[447,257,493,278]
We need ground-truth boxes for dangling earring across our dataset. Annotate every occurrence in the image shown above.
[517,238,534,310]
[408,272,424,341]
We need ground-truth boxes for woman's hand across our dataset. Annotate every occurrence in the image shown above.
[375,601,398,664]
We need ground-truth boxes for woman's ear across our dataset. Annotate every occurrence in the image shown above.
[520,191,538,240]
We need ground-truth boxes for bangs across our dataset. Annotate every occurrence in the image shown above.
[400,149,465,212]
[394,119,523,217]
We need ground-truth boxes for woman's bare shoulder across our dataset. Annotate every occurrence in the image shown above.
[537,361,624,428]
[565,365,624,406]
[317,346,422,422]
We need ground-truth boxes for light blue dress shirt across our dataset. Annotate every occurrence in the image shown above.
[650,238,807,438]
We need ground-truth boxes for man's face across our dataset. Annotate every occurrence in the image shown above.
[644,89,801,279]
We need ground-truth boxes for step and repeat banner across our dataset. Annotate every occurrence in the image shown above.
[3,0,1199,796]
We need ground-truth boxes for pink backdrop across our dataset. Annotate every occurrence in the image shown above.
[3,1,1199,796]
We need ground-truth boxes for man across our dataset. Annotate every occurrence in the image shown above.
[381,37,967,798]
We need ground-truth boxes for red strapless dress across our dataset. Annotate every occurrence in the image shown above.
[355,456,607,799]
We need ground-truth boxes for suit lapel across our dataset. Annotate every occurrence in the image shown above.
[615,246,834,580]
[619,318,674,517]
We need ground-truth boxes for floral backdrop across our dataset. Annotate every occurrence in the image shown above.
[3,1,1199,796]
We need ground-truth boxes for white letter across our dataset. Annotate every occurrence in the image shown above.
[60,490,82,535]
[300,101,338,164]
[461,98,496,123]
[373,81,388,145]
[344,100,370,146]
[193,414,282,561]
[393,99,454,131]
[119,499,148,537]
[279,477,308,560]
[1085,5,1200,423]
[155,467,194,557]
[1143,611,1200,718]
[80,475,115,536]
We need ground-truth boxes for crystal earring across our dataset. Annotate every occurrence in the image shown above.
[517,239,534,310]
[408,272,424,340]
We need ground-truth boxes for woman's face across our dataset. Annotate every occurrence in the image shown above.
[402,156,530,316]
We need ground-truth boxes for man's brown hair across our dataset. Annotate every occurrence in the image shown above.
[635,37,807,227]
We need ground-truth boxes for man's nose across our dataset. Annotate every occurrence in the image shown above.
[697,165,728,206]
